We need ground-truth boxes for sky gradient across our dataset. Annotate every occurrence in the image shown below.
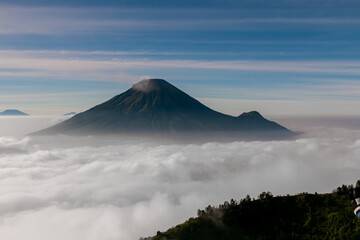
[0,0,359,116]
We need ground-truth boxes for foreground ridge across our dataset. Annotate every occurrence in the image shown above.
[144,184,360,240]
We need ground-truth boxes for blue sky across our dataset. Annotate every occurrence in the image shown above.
[0,0,359,116]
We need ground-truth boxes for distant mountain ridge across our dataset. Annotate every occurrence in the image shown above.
[0,109,29,116]
[35,79,292,137]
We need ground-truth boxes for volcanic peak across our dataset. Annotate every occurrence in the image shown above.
[132,79,170,93]
[239,111,264,118]
[33,78,292,137]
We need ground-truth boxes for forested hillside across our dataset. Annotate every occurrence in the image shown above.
[144,184,360,240]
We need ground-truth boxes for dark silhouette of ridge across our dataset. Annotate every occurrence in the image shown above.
[239,111,263,118]
[34,79,292,137]
[145,184,360,240]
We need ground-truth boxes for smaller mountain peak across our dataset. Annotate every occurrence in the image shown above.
[132,79,170,92]
[0,109,29,116]
[239,111,263,118]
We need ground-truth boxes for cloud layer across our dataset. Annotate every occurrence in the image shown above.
[0,118,359,239]
[3,50,360,80]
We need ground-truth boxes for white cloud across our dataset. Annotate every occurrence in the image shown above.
[2,50,360,84]
[198,98,360,117]
[0,116,69,136]
[0,117,358,239]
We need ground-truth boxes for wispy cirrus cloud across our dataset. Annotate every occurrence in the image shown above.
[199,98,360,117]
[1,7,360,35]
[0,49,359,116]
[1,50,360,81]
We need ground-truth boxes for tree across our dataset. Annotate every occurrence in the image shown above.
[197,209,205,217]
[259,191,273,200]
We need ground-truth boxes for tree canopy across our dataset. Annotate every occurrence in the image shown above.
[144,182,360,240]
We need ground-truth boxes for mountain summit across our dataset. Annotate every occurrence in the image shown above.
[35,79,292,137]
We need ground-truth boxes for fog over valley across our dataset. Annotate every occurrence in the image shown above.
[0,116,358,239]
[1,0,359,238]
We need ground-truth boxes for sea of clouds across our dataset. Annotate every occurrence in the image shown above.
[0,116,359,239]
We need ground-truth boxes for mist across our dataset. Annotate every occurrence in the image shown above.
[0,116,69,136]
[0,116,359,239]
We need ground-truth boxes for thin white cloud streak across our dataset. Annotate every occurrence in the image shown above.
[0,7,360,35]
[308,84,360,96]
[199,98,360,117]
[153,39,360,45]
[190,81,360,100]
[0,89,359,117]
[1,82,359,116]
[0,91,119,116]
[0,49,359,116]
[0,91,113,102]
[0,118,359,239]
[2,50,360,81]
[0,49,268,57]
[0,116,68,136]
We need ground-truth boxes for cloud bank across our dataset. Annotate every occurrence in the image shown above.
[0,118,359,239]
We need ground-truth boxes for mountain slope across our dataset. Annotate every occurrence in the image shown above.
[145,187,360,240]
[0,109,29,116]
[35,79,291,136]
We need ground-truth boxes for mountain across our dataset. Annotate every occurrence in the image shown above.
[63,112,77,116]
[35,79,292,137]
[144,184,360,240]
[0,109,29,116]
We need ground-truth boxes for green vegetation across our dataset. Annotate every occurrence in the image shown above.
[144,184,360,240]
